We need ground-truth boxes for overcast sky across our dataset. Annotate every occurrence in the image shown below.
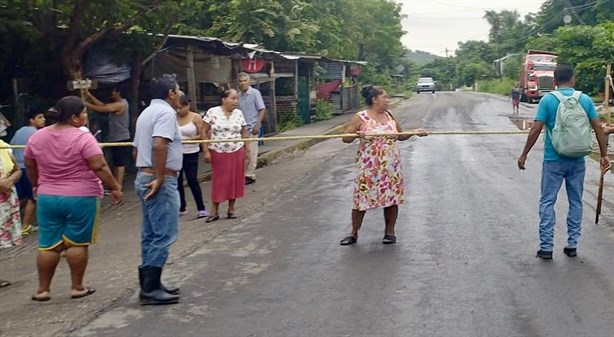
[399,0,546,57]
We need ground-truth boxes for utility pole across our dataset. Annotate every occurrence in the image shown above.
[563,0,586,25]
[444,48,449,58]
[596,63,611,224]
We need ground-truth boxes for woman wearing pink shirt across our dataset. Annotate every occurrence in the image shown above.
[25,96,122,301]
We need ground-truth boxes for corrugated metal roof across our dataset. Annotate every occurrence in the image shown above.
[165,34,365,65]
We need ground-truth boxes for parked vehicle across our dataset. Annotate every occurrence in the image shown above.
[416,77,436,94]
[519,50,557,103]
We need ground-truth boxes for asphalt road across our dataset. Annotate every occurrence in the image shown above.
[70,92,614,337]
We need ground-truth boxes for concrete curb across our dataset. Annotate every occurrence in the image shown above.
[195,99,404,183]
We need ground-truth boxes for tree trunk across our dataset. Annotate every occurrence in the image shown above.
[130,55,143,135]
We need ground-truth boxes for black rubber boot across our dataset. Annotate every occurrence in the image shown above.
[139,267,179,295]
[160,268,180,295]
[139,266,180,305]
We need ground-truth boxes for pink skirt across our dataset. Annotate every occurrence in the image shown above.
[210,147,245,203]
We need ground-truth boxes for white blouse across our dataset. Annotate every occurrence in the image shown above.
[203,106,247,153]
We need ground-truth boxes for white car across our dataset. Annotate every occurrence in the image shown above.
[416,77,436,94]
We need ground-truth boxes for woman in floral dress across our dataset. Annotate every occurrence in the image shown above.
[0,139,23,249]
[340,86,427,245]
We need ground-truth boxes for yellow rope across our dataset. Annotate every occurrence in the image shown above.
[0,130,532,149]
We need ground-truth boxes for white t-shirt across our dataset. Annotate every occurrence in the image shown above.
[203,106,246,153]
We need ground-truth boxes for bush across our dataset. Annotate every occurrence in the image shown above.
[477,78,517,96]
[315,99,334,121]
[277,109,303,132]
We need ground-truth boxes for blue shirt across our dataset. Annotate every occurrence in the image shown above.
[238,86,266,131]
[510,88,521,100]
[10,126,37,168]
[133,99,183,171]
[534,88,599,162]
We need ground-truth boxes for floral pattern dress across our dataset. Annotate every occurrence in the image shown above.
[203,106,246,153]
[0,149,23,249]
[353,110,404,211]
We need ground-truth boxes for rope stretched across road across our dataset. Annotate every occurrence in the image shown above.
[0,130,532,149]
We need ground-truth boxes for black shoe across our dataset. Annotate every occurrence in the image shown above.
[245,177,255,185]
[563,247,577,257]
[340,236,357,245]
[536,250,553,259]
[139,266,180,305]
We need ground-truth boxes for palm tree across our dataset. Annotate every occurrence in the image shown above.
[483,10,501,42]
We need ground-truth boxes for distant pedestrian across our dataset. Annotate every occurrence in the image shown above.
[202,89,249,223]
[85,86,131,191]
[339,85,427,245]
[176,95,208,218]
[238,72,266,185]
[518,65,611,259]
[133,74,182,305]
[25,96,122,301]
[0,139,23,249]
[10,109,46,236]
[509,83,521,114]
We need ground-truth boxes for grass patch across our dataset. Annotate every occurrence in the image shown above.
[477,78,517,96]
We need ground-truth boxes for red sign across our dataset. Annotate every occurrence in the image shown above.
[241,58,265,73]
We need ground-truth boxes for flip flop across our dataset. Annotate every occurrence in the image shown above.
[382,235,397,244]
[21,224,32,236]
[0,280,11,288]
[31,292,51,302]
[227,212,237,219]
[71,287,96,299]
[340,236,357,246]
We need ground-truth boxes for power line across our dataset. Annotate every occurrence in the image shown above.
[563,0,586,24]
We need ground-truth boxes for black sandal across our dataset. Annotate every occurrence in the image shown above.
[382,235,397,244]
[340,236,357,246]
[31,292,51,302]
[227,212,237,219]
[71,287,96,299]
[205,215,220,223]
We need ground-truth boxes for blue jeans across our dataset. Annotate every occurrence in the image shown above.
[135,171,180,268]
[539,161,586,252]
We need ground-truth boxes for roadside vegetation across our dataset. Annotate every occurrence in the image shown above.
[418,1,614,97]
[477,78,517,96]
[0,0,414,104]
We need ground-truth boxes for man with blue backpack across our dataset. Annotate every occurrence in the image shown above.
[518,64,611,260]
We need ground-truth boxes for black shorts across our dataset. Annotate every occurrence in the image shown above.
[15,168,34,200]
[110,139,131,167]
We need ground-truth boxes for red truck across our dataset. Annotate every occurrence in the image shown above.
[519,50,557,103]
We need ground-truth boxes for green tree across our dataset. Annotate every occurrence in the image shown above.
[525,34,558,52]
[455,40,496,63]
[2,1,181,81]
[458,61,491,88]
[555,23,614,95]
[420,58,458,90]
[503,55,523,79]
